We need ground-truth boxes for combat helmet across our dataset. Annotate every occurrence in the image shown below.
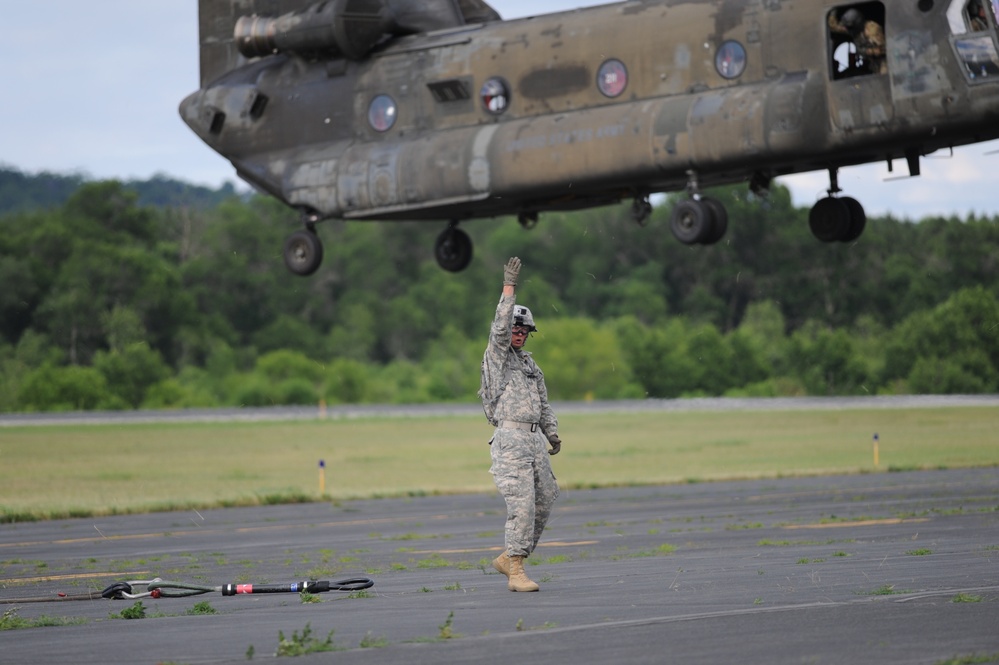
[841,8,863,30]
[513,305,537,332]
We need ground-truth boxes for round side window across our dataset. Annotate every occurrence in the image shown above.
[480,77,510,115]
[715,41,747,79]
[597,59,628,97]
[368,95,397,132]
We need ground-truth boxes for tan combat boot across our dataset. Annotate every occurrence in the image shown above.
[507,555,539,592]
[492,553,510,579]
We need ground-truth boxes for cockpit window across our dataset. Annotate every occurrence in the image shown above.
[828,2,887,80]
[955,36,999,78]
[948,0,997,33]
[951,0,999,79]
[967,0,989,30]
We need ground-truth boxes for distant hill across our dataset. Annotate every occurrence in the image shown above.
[0,166,244,214]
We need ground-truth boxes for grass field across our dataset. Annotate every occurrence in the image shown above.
[1,406,997,521]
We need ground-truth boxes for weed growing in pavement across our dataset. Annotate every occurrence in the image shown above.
[861,584,911,596]
[931,653,999,665]
[302,565,339,579]
[347,589,372,599]
[275,623,340,656]
[530,554,573,565]
[952,593,983,603]
[757,539,823,547]
[187,601,218,615]
[416,555,451,569]
[113,601,147,620]
[1,608,86,630]
[906,548,932,556]
[638,543,678,557]
[359,632,389,648]
[438,611,459,639]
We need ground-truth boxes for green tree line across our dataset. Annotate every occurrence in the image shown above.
[1,176,997,412]
[0,166,240,214]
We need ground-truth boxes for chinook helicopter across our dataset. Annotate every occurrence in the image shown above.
[181,0,999,276]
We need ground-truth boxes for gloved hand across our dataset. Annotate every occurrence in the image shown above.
[547,433,561,456]
[503,257,521,286]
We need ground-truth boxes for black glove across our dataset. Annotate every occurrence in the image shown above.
[503,257,521,286]
[547,433,561,456]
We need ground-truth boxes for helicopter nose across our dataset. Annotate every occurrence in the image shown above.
[178,89,224,142]
[178,90,205,135]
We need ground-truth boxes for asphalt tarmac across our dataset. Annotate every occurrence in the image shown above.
[2,468,997,664]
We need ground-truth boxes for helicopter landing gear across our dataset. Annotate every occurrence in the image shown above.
[669,198,727,244]
[283,222,324,276]
[435,222,473,272]
[668,171,728,245]
[808,168,866,243]
[517,211,539,229]
[631,195,653,227]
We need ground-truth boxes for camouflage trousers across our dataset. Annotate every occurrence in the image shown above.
[489,428,560,558]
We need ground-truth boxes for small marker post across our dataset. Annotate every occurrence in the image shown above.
[318,459,325,496]
[872,433,879,468]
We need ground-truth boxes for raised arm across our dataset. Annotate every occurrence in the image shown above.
[488,257,520,351]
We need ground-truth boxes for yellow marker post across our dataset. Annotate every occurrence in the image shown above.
[872,433,879,468]
[318,459,326,496]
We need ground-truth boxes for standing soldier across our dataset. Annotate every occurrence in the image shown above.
[479,257,561,592]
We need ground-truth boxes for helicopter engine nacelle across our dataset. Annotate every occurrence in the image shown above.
[235,0,396,60]
[234,0,471,61]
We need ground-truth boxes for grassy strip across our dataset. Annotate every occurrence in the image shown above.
[1,406,997,521]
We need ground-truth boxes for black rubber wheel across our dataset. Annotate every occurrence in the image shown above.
[282,229,324,276]
[434,227,473,272]
[808,197,850,243]
[700,196,729,245]
[839,196,867,243]
[670,199,712,244]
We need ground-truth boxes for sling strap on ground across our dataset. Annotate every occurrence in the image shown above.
[1,577,374,603]
[99,577,374,599]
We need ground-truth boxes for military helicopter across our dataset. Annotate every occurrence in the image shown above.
[180,0,999,276]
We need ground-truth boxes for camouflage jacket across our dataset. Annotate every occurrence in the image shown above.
[479,293,558,437]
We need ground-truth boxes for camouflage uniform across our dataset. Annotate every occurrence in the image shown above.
[480,293,559,558]
[854,20,887,74]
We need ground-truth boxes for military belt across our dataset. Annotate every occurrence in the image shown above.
[498,420,540,432]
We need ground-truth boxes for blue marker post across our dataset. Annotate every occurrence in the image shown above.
[318,459,326,496]
[872,433,879,468]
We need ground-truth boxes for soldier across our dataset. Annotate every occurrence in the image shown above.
[829,7,887,75]
[479,256,561,592]
[969,0,989,31]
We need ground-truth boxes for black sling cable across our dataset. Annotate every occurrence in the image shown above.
[1,577,373,603]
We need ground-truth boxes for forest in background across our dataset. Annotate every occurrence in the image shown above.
[1,166,997,412]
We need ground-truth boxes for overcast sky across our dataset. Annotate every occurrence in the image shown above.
[2,0,998,220]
